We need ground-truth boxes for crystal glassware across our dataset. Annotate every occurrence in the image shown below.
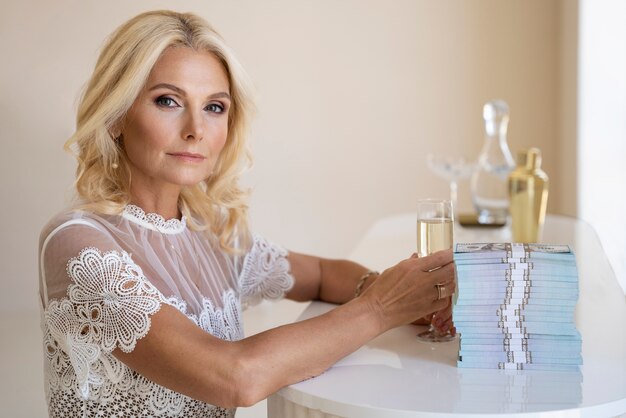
[415,199,457,343]
[470,100,516,224]
[426,154,476,218]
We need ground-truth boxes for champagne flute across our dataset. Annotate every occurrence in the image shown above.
[415,198,457,343]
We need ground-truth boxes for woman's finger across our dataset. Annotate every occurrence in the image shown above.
[417,249,454,272]
[428,262,456,287]
[430,297,449,313]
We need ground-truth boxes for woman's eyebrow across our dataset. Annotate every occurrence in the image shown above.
[209,92,231,100]
[148,83,231,101]
[149,83,185,95]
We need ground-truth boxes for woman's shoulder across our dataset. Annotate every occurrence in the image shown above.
[40,207,117,246]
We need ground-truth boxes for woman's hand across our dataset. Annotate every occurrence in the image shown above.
[412,303,455,335]
[358,249,456,333]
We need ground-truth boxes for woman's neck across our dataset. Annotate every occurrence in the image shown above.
[129,186,182,220]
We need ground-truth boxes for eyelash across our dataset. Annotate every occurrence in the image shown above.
[155,96,179,108]
[205,103,225,114]
[154,96,226,114]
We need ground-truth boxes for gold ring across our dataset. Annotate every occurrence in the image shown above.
[436,284,446,300]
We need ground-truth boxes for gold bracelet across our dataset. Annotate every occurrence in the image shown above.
[354,271,379,298]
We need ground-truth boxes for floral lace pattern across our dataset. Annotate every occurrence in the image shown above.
[122,204,186,234]
[41,222,294,417]
[239,235,295,308]
[43,247,239,417]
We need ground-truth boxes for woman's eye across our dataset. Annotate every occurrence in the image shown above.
[155,96,179,107]
[206,103,225,114]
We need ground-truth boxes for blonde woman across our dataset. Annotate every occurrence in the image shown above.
[39,10,456,418]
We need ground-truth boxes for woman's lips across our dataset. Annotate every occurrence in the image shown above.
[167,152,206,163]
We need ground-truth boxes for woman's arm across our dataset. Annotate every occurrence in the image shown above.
[285,252,454,331]
[115,250,455,409]
[115,297,379,408]
[285,251,377,304]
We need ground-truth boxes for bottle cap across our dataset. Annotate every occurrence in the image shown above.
[525,148,542,170]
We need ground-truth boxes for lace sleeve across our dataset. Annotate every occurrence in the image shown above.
[44,245,166,398]
[238,235,294,308]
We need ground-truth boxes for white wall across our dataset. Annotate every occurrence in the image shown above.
[246,0,567,252]
[0,1,574,417]
[0,0,567,314]
[578,0,626,293]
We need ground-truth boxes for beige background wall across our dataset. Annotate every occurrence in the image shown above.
[0,0,574,315]
[0,0,578,416]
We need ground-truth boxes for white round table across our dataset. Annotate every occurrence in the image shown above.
[268,215,626,417]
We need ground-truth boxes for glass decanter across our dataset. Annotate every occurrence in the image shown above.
[470,100,516,224]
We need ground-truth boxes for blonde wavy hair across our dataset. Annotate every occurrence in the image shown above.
[66,10,255,252]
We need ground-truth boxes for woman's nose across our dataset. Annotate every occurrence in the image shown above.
[182,111,204,141]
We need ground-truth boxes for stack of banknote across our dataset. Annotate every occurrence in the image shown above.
[453,243,582,372]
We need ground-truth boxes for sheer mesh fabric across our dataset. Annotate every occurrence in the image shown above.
[39,205,294,417]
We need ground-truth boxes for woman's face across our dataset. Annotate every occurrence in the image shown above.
[121,47,231,193]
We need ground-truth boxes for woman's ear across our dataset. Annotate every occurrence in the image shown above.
[109,128,121,142]
[108,118,126,143]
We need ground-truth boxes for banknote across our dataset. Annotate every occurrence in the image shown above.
[455,264,579,275]
[457,361,581,372]
[455,324,579,336]
[456,271,579,282]
[454,243,573,254]
[458,344,581,357]
[455,313,573,323]
[455,290,579,301]
[459,353,582,366]
[455,297,577,307]
[454,250,576,261]
[455,320,579,333]
[459,341,581,353]
[454,258,577,267]
[456,283,579,294]
[457,331,580,340]
[454,304,576,315]
[455,320,582,335]
[453,242,581,372]
[459,350,582,362]
[459,334,581,344]
[457,280,578,289]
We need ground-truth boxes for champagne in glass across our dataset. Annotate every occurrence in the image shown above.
[415,199,456,343]
[417,218,453,257]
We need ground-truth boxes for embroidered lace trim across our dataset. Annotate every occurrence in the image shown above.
[239,234,295,308]
[43,247,240,417]
[122,204,187,234]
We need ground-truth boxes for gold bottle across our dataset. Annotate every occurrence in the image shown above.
[508,148,549,243]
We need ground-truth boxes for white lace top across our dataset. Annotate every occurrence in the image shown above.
[38,205,295,418]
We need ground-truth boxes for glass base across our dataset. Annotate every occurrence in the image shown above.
[477,209,508,225]
[416,326,458,343]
